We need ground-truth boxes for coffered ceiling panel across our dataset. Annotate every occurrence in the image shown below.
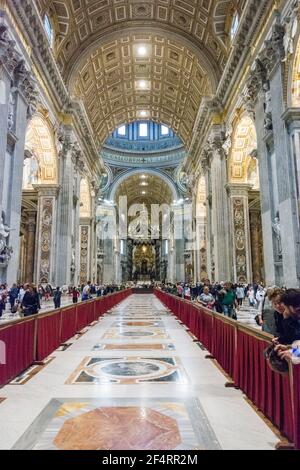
[36,0,233,78]
[72,33,212,148]
[115,173,173,208]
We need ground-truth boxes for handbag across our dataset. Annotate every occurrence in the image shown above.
[263,344,289,375]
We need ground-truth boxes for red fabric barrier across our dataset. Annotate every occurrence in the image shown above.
[36,311,62,361]
[0,319,36,386]
[235,330,294,442]
[154,289,299,447]
[60,306,77,343]
[293,365,300,450]
[87,301,94,325]
[0,289,132,387]
[212,316,236,378]
[76,302,89,331]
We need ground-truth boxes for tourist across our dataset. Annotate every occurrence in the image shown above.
[53,287,62,309]
[8,283,19,311]
[247,286,256,308]
[0,291,5,317]
[82,281,91,301]
[197,286,215,310]
[273,289,300,345]
[21,284,40,316]
[258,287,285,335]
[220,282,237,319]
[72,287,80,304]
[235,284,245,308]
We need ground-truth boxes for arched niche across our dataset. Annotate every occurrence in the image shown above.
[23,115,57,189]
[228,115,259,189]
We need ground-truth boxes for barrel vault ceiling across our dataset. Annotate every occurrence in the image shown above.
[36,0,241,149]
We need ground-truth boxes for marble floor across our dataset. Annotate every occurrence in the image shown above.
[0,294,278,450]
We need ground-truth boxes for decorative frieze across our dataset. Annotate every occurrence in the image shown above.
[80,225,90,285]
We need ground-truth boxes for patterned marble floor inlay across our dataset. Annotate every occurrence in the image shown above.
[66,356,188,384]
[92,343,175,351]
[112,321,164,327]
[102,328,170,340]
[13,398,221,450]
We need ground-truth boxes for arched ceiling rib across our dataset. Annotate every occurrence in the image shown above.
[46,0,233,79]
[114,173,173,208]
[72,33,213,148]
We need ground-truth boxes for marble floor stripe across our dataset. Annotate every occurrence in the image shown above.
[0,294,278,450]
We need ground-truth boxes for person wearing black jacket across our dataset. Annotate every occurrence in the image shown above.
[53,287,62,309]
[22,284,41,316]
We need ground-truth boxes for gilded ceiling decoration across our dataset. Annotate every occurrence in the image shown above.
[35,1,244,151]
[24,115,57,188]
[114,173,173,208]
[229,116,258,188]
[37,0,233,77]
[72,33,212,148]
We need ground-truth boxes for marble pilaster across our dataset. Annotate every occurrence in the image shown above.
[258,21,300,286]
[24,210,36,283]
[227,184,252,284]
[173,205,185,282]
[35,185,59,285]
[4,67,37,285]
[0,24,19,218]
[249,210,264,284]
[55,128,79,286]
[79,219,91,285]
[208,133,231,282]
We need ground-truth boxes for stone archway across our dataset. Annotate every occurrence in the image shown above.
[20,114,58,284]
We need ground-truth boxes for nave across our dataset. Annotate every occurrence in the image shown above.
[0,295,278,450]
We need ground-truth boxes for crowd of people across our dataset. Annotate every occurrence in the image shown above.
[158,280,300,367]
[0,281,125,318]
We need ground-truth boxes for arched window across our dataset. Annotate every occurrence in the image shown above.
[231,11,239,40]
[43,14,54,46]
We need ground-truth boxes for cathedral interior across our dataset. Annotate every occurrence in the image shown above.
[0,0,299,288]
[0,0,300,454]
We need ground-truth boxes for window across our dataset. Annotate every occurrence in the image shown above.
[161,125,169,136]
[120,239,125,255]
[44,14,54,45]
[231,12,239,40]
[117,125,126,136]
[139,123,148,137]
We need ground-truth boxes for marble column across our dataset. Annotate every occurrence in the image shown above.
[4,62,38,285]
[35,185,59,285]
[203,165,213,281]
[208,132,231,282]
[227,184,252,284]
[0,25,19,219]
[24,210,36,283]
[173,204,185,281]
[55,129,83,286]
[248,20,300,287]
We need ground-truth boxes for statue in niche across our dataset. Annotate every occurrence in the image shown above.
[0,211,12,264]
[272,212,282,256]
[283,1,299,61]
[23,151,40,188]
[263,82,273,132]
[7,90,16,132]
[70,248,76,274]
[29,154,40,185]
[247,157,259,187]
